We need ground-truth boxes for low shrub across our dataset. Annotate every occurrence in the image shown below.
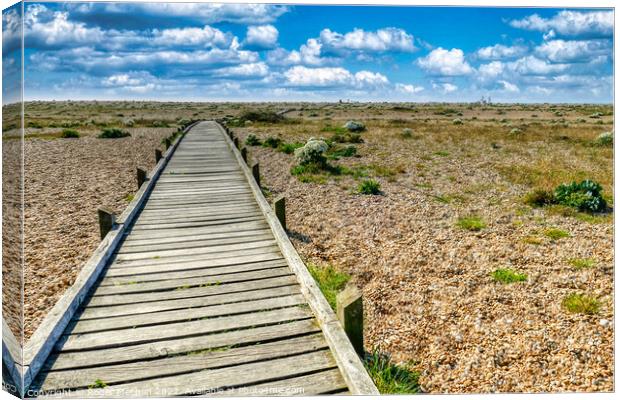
[562,293,600,314]
[595,131,613,146]
[343,120,366,132]
[262,136,282,149]
[524,189,555,207]
[554,180,607,212]
[328,145,357,159]
[245,134,262,146]
[239,110,284,124]
[60,129,80,138]
[452,118,463,125]
[332,131,363,144]
[401,128,413,139]
[98,128,130,139]
[492,268,528,284]
[278,141,304,154]
[294,138,329,166]
[358,179,381,195]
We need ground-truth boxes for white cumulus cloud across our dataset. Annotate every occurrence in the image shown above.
[245,25,279,49]
[283,66,388,88]
[319,27,415,53]
[534,39,612,63]
[417,47,473,76]
[396,83,424,94]
[476,44,527,60]
[509,10,613,38]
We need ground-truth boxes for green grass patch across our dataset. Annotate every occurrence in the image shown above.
[328,144,357,159]
[262,136,282,148]
[492,268,528,284]
[278,141,304,154]
[456,216,486,231]
[364,350,420,394]
[358,179,381,195]
[434,150,450,157]
[88,379,108,389]
[60,129,80,138]
[543,228,570,240]
[125,194,135,202]
[568,258,596,270]
[307,264,350,311]
[562,293,600,314]
[98,128,130,139]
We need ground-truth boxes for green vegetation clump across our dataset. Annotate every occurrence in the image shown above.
[554,180,607,212]
[562,293,600,314]
[401,128,413,139]
[364,351,420,394]
[358,179,381,195]
[492,268,527,284]
[239,110,284,124]
[452,118,463,125]
[262,136,282,149]
[568,258,596,270]
[294,138,329,166]
[456,216,486,231]
[60,129,80,138]
[245,133,261,146]
[328,144,357,159]
[524,189,555,207]
[98,128,130,139]
[595,131,613,147]
[543,228,570,240]
[278,141,304,154]
[88,379,108,389]
[307,264,350,310]
[343,120,366,132]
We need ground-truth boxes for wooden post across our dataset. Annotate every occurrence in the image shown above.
[241,147,248,163]
[165,137,172,149]
[97,208,116,240]
[273,196,286,231]
[155,149,163,163]
[233,137,239,149]
[337,286,364,356]
[251,162,260,186]
[136,167,147,189]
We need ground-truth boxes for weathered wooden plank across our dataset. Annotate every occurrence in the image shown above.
[132,211,264,227]
[128,215,264,230]
[119,228,271,253]
[207,368,347,397]
[58,307,312,351]
[107,252,283,275]
[44,319,321,371]
[78,285,301,320]
[118,231,273,253]
[101,259,289,285]
[124,221,269,240]
[45,350,338,398]
[37,334,328,392]
[92,267,292,296]
[114,239,277,261]
[69,294,306,334]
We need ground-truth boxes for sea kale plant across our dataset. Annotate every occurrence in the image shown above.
[554,180,607,212]
[294,138,329,166]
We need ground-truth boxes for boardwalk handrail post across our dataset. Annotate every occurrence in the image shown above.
[136,167,147,189]
[233,137,240,149]
[165,137,172,149]
[273,196,286,231]
[251,162,260,187]
[155,149,163,163]
[337,286,364,356]
[97,208,116,240]
[241,147,248,163]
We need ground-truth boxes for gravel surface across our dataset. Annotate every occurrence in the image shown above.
[22,128,172,338]
[234,109,614,393]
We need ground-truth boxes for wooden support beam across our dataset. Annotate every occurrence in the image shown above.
[136,167,147,189]
[273,196,286,231]
[337,286,364,356]
[241,147,248,163]
[251,162,260,187]
[97,208,116,240]
[155,149,163,163]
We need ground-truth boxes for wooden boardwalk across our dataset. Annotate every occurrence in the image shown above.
[30,121,376,397]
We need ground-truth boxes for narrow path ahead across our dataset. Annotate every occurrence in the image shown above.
[32,122,358,397]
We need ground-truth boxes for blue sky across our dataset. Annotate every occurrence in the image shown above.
[1,2,614,103]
